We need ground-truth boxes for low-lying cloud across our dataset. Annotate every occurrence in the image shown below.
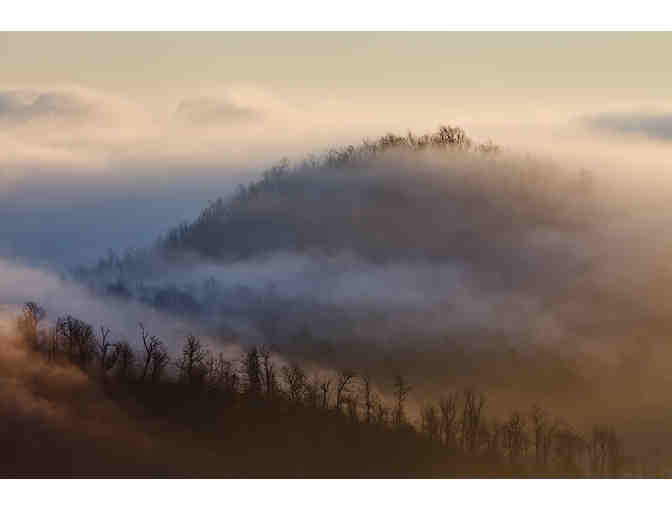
[583,110,672,141]
[0,257,213,355]
[7,134,672,455]
[176,97,264,125]
[66,145,672,436]
[0,90,93,124]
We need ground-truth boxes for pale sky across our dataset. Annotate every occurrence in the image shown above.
[1,32,671,165]
[2,32,671,113]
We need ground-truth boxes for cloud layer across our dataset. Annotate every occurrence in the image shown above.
[0,90,93,123]
[176,97,263,125]
[583,110,672,141]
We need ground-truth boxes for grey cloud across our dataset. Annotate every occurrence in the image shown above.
[583,111,672,141]
[175,97,263,125]
[0,90,93,123]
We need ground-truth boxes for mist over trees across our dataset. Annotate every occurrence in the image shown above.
[1,301,651,478]
[72,125,600,381]
[8,124,672,475]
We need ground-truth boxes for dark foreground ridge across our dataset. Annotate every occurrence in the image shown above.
[0,301,651,478]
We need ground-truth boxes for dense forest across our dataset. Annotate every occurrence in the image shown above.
[1,300,650,478]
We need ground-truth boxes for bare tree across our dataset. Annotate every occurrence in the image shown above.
[392,374,412,427]
[361,374,375,424]
[421,404,441,442]
[203,352,235,393]
[282,363,307,403]
[589,424,622,477]
[243,347,263,396]
[374,398,390,426]
[432,125,469,148]
[320,378,332,409]
[502,411,528,466]
[203,350,238,395]
[150,343,169,383]
[345,394,360,423]
[175,334,207,386]
[114,341,135,381]
[57,315,96,367]
[553,423,586,475]
[97,326,118,375]
[460,389,485,454]
[486,419,502,458]
[139,323,162,383]
[336,370,356,412]
[46,325,59,362]
[439,392,459,448]
[259,345,278,397]
[606,428,623,477]
[531,404,556,471]
[304,375,321,408]
[478,420,494,457]
[17,301,46,350]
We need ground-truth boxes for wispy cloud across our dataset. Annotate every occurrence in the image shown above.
[0,90,93,123]
[583,110,672,141]
[175,97,263,125]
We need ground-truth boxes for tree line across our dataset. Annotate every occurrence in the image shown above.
[13,301,640,477]
[158,125,499,255]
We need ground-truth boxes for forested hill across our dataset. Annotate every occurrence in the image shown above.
[159,126,506,261]
[70,125,603,404]
[158,126,591,262]
[78,124,594,289]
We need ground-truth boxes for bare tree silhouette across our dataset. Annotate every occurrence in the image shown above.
[282,363,307,403]
[114,341,135,381]
[176,334,207,386]
[57,315,96,367]
[139,323,162,383]
[421,404,441,442]
[320,378,331,409]
[589,424,622,477]
[439,392,459,449]
[502,411,528,466]
[392,374,412,427]
[460,389,485,454]
[46,324,59,362]
[150,343,169,383]
[345,394,360,423]
[554,423,586,475]
[373,397,390,427]
[259,345,278,397]
[361,374,375,424]
[243,347,263,396]
[531,404,557,471]
[304,375,321,408]
[204,352,236,394]
[97,326,118,375]
[17,301,46,350]
[336,370,356,412]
